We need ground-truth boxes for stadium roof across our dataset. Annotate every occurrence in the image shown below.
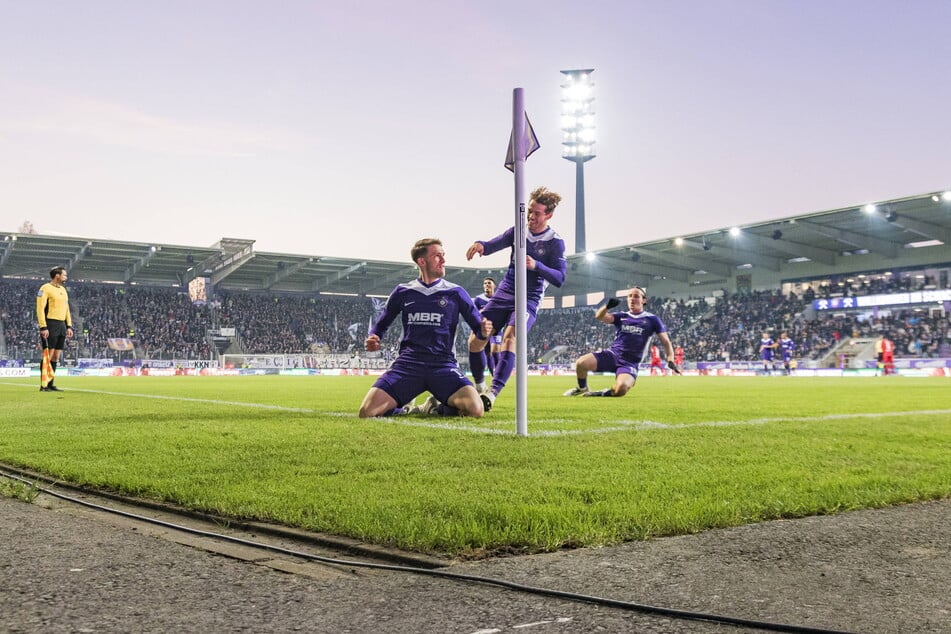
[3,190,951,300]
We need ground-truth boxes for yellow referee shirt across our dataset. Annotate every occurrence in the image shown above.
[36,283,72,328]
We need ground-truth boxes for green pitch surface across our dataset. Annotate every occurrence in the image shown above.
[1,375,949,557]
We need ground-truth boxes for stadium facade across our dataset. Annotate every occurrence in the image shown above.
[3,190,950,302]
[3,190,950,373]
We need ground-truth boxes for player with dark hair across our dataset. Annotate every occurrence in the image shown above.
[36,266,73,392]
[778,331,795,375]
[465,186,567,411]
[564,287,679,397]
[759,331,777,374]
[470,277,501,381]
[359,238,492,418]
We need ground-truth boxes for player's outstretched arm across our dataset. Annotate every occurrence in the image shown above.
[595,303,615,324]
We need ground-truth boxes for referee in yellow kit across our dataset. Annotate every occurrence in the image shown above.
[36,266,73,392]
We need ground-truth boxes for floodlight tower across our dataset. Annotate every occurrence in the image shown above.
[560,68,596,254]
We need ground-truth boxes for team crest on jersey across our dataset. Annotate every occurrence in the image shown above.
[36,290,44,297]
[438,297,448,308]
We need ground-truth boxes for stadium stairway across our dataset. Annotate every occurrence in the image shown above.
[540,345,569,363]
[819,337,877,369]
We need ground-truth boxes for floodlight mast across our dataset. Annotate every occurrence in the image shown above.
[560,69,596,254]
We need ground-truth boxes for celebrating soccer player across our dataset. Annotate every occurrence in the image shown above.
[564,286,679,398]
[358,238,491,418]
[760,331,777,374]
[465,186,567,411]
[470,277,502,380]
[778,331,795,375]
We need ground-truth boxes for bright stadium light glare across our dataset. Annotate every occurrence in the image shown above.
[585,252,596,262]
[674,237,684,246]
[729,227,741,237]
[863,204,877,213]
[943,191,951,201]
[561,68,596,254]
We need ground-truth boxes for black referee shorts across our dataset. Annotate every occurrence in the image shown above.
[41,319,68,351]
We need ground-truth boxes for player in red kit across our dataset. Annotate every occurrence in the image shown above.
[649,344,663,376]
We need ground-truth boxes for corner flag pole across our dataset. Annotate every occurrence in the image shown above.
[512,88,529,437]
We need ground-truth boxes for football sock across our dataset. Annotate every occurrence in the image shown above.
[491,351,516,394]
[385,407,406,417]
[578,377,588,390]
[469,351,486,384]
[590,388,616,396]
[486,350,496,376]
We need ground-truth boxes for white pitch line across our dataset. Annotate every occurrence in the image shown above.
[4,381,948,435]
[333,409,951,436]
[0,382,315,413]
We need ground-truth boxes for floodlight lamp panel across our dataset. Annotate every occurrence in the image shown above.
[566,84,593,101]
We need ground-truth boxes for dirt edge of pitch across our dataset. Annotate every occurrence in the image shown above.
[0,461,449,570]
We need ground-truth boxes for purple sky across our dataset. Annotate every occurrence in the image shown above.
[2,1,950,270]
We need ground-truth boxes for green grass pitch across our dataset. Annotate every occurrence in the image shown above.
[1,375,949,558]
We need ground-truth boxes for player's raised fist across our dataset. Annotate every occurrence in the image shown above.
[365,334,381,352]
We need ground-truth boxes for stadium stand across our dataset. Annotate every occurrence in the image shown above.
[3,272,946,370]
[2,189,950,369]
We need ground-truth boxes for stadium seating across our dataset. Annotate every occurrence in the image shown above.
[1,277,947,365]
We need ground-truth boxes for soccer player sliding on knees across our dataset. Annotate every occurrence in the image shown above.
[564,287,680,398]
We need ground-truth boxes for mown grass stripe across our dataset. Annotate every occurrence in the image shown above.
[0,382,315,413]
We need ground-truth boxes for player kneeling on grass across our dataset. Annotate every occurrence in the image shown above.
[358,238,493,419]
[564,286,680,398]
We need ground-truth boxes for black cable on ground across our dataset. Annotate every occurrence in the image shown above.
[0,469,854,634]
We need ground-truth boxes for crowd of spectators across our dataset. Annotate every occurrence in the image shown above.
[808,272,939,300]
[0,278,381,361]
[526,288,949,366]
[1,275,948,365]
[123,287,212,360]
[0,279,43,359]
[216,291,371,354]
